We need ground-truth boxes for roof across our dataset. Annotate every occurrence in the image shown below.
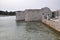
[25,7,51,11]
[25,9,41,11]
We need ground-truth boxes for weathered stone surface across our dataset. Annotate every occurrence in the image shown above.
[16,11,25,21]
[25,9,42,21]
[42,19,60,32]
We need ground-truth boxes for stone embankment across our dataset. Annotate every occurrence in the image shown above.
[42,19,60,32]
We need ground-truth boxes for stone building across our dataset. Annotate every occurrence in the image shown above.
[16,7,52,21]
[25,7,52,21]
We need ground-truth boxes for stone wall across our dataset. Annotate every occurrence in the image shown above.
[42,19,60,32]
[16,11,25,21]
[25,10,42,21]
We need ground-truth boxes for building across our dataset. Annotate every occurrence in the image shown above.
[52,10,60,19]
[25,7,52,21]
[16,7,52,21]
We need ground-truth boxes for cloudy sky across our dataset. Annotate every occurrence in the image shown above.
[0,0,60,11]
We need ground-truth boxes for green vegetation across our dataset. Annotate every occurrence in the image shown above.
[0,10,16,16]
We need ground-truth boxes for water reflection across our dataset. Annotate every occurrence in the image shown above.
[0,16,60,40]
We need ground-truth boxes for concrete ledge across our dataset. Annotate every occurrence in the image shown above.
[42,21,60,35]
[42,19,60,34]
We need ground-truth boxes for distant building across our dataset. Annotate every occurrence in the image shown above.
[52,10,60,18]
[57,10,60,18]
[16,7,52,21]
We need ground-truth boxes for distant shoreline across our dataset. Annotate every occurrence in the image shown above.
[0,15,15,17]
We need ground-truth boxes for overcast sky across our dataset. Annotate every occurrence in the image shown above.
[0,0,60,11]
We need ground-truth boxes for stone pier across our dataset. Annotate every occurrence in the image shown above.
[42,19,60,32]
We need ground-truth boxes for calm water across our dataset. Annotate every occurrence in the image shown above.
[0,16,60,40]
